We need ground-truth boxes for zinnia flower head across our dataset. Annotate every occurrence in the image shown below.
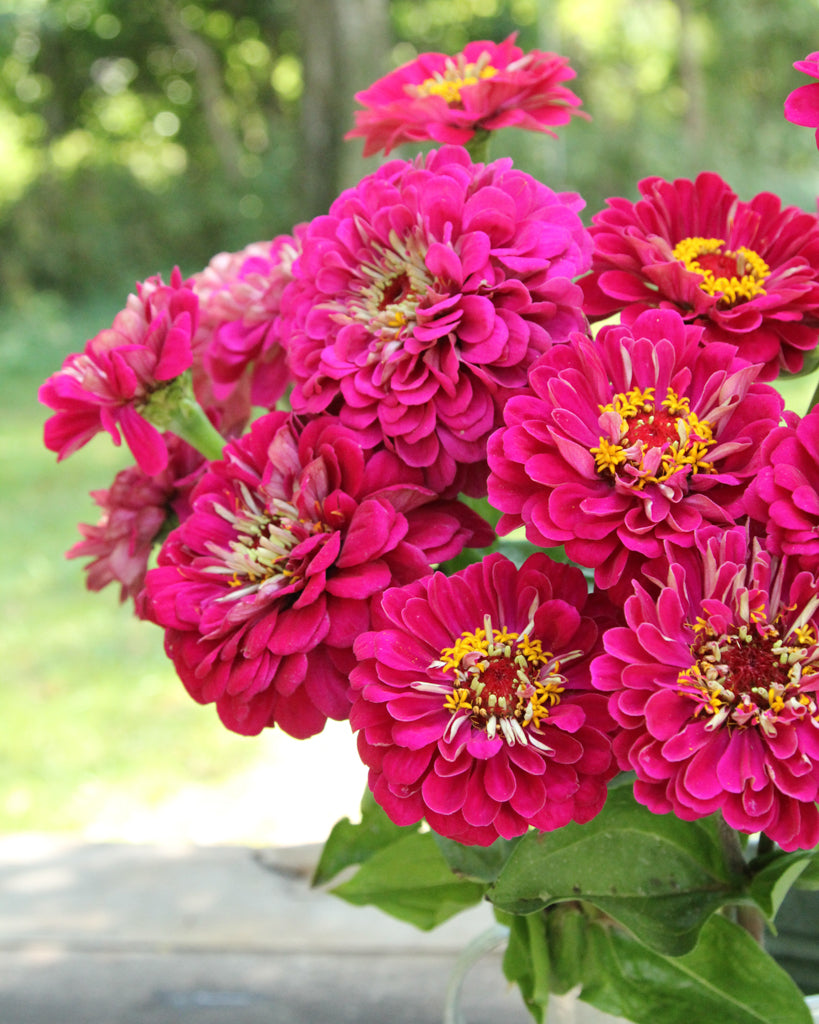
[578,172,819,378]
[745,407,819,574]
[785,52,819,147]
[68,434,205,615]
[350,552,617,846]
[592,525,819,851]
[39,268,198,475]
[144,411,492,739]
[281,145,591,496]
[487,308,784,600]
[346,34,585,156]
[193,231,303,408]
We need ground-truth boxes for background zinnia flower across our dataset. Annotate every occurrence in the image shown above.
[578,171,819,377]
[192,231,303,409]
[345,34,585,156]
[350,552,617,846]
[68,434,204,615]
[281,145,591,496]
[487,308,784,599]
[592,525,819,851]
[745,406,819,575]
[39,268,198,475]
[784,52,819,147]
[144,411,492,739]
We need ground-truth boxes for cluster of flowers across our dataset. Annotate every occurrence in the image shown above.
[40,36,819,853]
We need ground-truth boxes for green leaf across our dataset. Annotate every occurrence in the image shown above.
[331,830,487,931]
[578,913,812,1024]
[793,846,819,890]
[312,788,418,887]
[496,910,551,1024]
[748,850,814,922]
[433,832,520,883]
[487,785,741,956]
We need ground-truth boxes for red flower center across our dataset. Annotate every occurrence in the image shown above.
[436,616,566,745]
[591,385,715,490]
[672,236,769,306]
[677,615,819,733]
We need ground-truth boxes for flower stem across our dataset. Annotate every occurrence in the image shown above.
[465,128,491,163]
[141,371,226,462]
[717,815,766,946]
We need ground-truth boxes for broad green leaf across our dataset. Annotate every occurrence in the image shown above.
[312,787,418,887]
[747,850,813,922]
[487,785,741,955]
[578,913,812,1024]
[793,847,819,890]
[331,830,487,930]
[500,904,811,1024]
[433,833,520,883]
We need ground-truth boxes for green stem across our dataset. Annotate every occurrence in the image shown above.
[141,371,227,462]
[526,911,551,1010]
[717,814,766,946]
[465,128,491,163]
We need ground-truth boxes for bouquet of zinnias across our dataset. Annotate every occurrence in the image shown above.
[40,34,819,1024]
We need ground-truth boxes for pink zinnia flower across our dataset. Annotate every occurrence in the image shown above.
[785,52,819,147]
[745,407,819,574]
[350,552,617,846]
[346,34,585,156]
[68,434,205,615]
[487,309,784,599]
[592,525,819,851]
[144,411,492,739]
[578,172,819,377]
[39,268,198,475]
[193,232,303,408]
[281,145,591,496]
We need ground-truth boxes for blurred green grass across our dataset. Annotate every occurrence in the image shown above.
[0,293,266,834]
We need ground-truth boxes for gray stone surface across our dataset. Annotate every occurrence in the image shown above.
[0,834,531,1024]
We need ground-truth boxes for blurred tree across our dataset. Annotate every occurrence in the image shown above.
[1,0,819,304]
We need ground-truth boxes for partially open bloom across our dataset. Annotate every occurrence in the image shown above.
[68,434,205,615]
[350,552,617,845]
[578,172,819,377]
[785,52,819,147]
[144,412,491,739]
[346,35,585,156]
[40,269,198,475]
[281,145,591,496]
[488,309,783,598]
[745,407,819,574]
[592,525,819,851]
[193,232,302,408]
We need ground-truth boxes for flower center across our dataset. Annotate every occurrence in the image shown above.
[205,489,322,602]
[672,236,769,306]
[434,613,569,746]
[591,385,716,490]
[677,612,819,735]
[414,57,499,105]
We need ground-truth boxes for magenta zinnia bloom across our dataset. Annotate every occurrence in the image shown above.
[745,407,819,575]
[346,35,585,156]
[350,553,617,846]
[578,172,819,377]
[68,434,204,615]
[487,309,783,598]
[39,269,198,475]
[144,411,492,739]
[592,525,819,851]
[193,232,302,408]
[281,145,591,496]
[785,52,819,147]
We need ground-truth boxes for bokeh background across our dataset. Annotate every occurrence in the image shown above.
[4,0,819,846]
